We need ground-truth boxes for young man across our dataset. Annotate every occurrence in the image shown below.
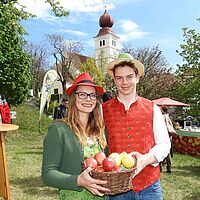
[102,53,171,200]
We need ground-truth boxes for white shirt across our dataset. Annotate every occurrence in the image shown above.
[150,104,171,163]
[117,97,171,163]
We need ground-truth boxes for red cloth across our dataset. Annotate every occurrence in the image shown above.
[0,103,11,124]
[103,97,160,192]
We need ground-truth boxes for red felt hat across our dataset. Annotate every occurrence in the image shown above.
[66,73,104,95]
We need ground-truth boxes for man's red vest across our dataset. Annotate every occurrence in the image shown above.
[102,97,160,192]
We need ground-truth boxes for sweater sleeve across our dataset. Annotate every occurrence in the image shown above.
[42,123,82,191]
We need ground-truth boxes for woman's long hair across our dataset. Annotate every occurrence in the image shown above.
[63,91,107,149]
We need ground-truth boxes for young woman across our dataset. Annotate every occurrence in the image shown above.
[42,73,109,199]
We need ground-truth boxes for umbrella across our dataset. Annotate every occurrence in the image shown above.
[152,98,190,107]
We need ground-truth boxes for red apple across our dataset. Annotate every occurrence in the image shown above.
[94,152,106,165]
[84,157,98,169]
[115,166,121,171]
[102,157,117,172]
[93,165,105,172]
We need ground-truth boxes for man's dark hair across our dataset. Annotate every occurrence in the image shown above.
[113,61,139,77]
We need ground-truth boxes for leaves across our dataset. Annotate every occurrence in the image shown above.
[176,19,200,119]
[0,2,31,105]
[45,0,70,17]
[0,1,70,105]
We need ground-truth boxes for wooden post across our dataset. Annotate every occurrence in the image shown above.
[0,124,19,200]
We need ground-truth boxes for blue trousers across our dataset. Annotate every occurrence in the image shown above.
[106,180,162,200]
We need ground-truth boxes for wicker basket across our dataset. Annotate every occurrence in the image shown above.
[90,168,136,195]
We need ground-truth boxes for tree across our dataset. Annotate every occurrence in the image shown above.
[80,57,104,87]
[45,0,69,17]
[176,18,200,118]
[24,42,48,96]
[0,2,32,105]
[0,0,69,17]
[46,33,84,93]
[122,44,177,99]
[0,0,70,105]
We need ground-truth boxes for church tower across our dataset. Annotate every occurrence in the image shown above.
[94,9,120,67]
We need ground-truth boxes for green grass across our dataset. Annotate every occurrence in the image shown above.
[2,104,200,200]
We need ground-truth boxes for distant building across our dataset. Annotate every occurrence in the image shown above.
[94,9,120,67]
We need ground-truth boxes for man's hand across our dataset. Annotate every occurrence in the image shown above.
[130,152,157,178]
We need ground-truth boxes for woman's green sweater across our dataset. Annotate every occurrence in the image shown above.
[42,121,84,191]
[42,121,105,199]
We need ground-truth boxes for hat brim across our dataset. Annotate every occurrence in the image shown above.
[107,58,144,77]
[66,82,104,96]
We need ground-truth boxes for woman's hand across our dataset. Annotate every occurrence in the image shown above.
[77,167,110,196]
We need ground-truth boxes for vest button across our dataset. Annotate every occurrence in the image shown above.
[127,135,131,138]
[127,144,131,147]
[127,127,131,130]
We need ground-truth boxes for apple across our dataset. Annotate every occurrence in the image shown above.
[120,151,128,160]
[94,152,106,165]
[93,165,105,172]
[108,152,121,167]
[121,153,136,169]
[102,157,117,172]
[84,157,98,169]
[115,165,121,172]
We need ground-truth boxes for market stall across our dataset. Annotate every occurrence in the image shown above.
[173,129,200,156]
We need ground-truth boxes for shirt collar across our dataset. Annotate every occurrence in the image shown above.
[117,95,138,110]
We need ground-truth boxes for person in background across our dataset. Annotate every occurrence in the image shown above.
[0,93,10,124]
[42,73,109,200]
[53,96,69,120]
[159,105,176,173]
[102,53,171,200]
[102,91,113,103]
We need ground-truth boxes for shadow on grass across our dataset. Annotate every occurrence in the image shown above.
[10,176,59,196]
[173,165,200,177]
[16,151,42,155]
[15,146,43,155]
[182,194,200,200]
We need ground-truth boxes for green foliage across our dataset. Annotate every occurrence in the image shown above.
[0,2,32,105]
[176,18,200,119]
[45,0,70,17]
[103,73,117,96]
[80,58,104,87]
[48,100,59,114]
[0,1,70,106]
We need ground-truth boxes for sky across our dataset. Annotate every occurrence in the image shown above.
[19,0,200,70]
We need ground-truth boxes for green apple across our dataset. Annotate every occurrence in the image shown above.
[108,152,121,167]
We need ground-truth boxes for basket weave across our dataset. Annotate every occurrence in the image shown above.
[91,168,136,195]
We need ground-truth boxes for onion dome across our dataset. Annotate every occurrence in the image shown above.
[95,10,115,37]
[99,10,114,28]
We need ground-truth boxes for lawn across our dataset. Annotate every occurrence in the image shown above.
[1,104,200,200]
